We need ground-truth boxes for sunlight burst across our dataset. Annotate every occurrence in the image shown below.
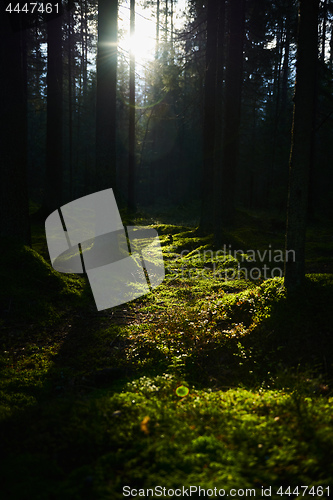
[119,5,157,65]
[128,31,156,62]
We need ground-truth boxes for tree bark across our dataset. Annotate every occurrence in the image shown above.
[0,7,30,245]
[68,7,73,199]
[281,17,291,114]
[128,0,136,211]
[321,0,327,62]
[44,11,63,214]
[214,0,226,245]
[156,0,160,58]
[199,0,219,234]
[219,0,245,227]
[284,0,319,291]
[96,0,118,193]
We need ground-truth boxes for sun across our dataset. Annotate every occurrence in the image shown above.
[119,5,157,65]
[118,0,187,66]
[128,31,156,63]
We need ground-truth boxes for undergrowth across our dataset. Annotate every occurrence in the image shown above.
[1,211,333,498]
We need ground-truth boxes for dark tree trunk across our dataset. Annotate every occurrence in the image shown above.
[96,0,118,193]
[68,7,73,199]
[165,0,168,42]
[81,0,89,195]
[269,25,283,197]
[219,0,245,227]
[281,19,291,114]
[214,0,226,245]
[146,0,161,206]
[128,0,136,211]
[156,0,160,57]
[0,8,30,245]
[44,12,63,214]
[284,0,319,291]
[330,18,333,70]
[321,0,327,62]
[199,0,219,234]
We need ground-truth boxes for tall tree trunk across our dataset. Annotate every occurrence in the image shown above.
[128,0,136,211]
[281,18,291,114]
[214,0,226,245]
[81,0,88,97]
[321,0,327,62]
[330,23,333,70]
[0,9,30,245]
[219,0,245,227]
[81,0,89,196]
[44,9,63,214]
[68,7,73,199]
[170,0,174,44]
[170,0,175,60]
[96,0,118,193]
[199,0,219,234]
[148,0,161,205]
[284,0,319,291]
[156,0,160,58]
[165,0,168,42]
[269,21,283,204]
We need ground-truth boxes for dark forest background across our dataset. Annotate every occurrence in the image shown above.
[1,0,332,259]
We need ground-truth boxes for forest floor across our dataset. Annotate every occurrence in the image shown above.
[1,207,333,499]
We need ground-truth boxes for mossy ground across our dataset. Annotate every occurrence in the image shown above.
[1,208,333,499]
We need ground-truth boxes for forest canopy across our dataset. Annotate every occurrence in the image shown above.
[1,0,331,211]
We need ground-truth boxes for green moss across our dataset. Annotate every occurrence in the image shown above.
[0,241,87,324]
[1,213,333,498]
[1,381,333,498]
